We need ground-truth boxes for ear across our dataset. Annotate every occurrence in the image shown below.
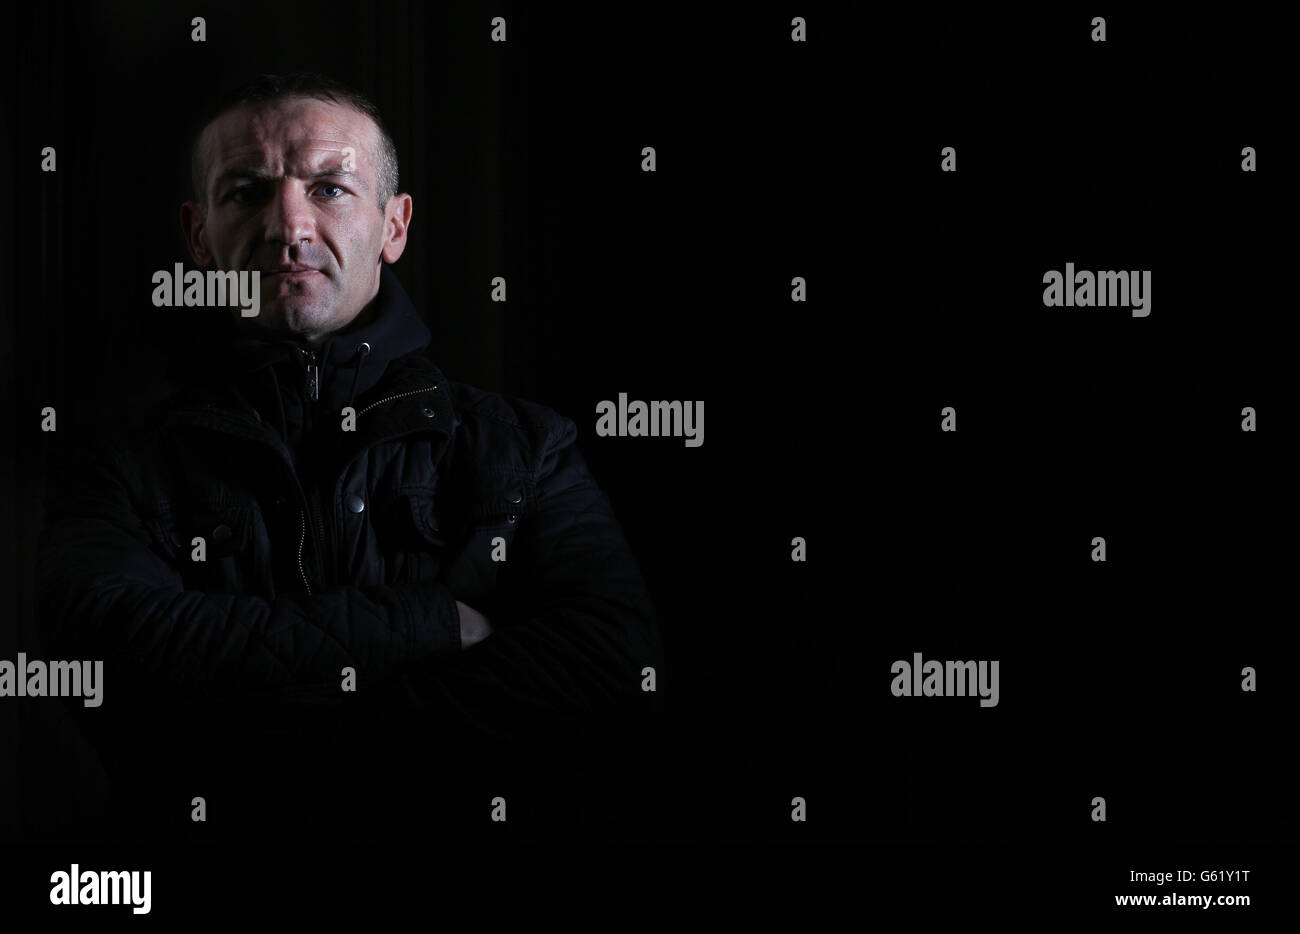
[380,193,413,264]
[180,201,215,268]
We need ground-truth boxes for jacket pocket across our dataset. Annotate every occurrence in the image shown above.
[373,493,449,584]
[407,493,449,548]
[437,474,533,612]
[462,474,532,532]
[143,501,258,590]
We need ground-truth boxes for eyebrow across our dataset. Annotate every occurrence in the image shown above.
[212,166,370,193]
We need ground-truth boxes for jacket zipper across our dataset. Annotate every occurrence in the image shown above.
[294,375,438,595]
[308,485,329,588]
[357,386,438,415]
[301,348,320,402]
[295,347,326,591]
[294,488,330,595]
[297,509,312,596]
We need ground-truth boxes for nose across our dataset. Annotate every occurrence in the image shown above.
[262,179,315,250]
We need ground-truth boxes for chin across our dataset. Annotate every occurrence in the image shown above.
[274,305,332,333]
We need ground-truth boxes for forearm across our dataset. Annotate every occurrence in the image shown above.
[373,441,665,748]
[379,590,660,749]
[38,561,462,699]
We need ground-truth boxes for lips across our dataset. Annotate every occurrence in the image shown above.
[263,266,320,276]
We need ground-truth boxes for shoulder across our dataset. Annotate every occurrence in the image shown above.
[443,378,579,465]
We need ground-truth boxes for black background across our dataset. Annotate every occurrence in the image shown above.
[1,0,1294,919]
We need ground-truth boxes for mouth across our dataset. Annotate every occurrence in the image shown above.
[263,267,322,278]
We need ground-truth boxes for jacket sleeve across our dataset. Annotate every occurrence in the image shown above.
[35,435,464,723]
[375,415,664,751]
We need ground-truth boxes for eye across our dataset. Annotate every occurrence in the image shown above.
[318,184,345,198]
[226,181,268,205]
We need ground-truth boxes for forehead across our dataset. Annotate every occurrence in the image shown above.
[201,97,377,175]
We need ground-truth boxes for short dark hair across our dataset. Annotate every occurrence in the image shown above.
[189,72,399,213]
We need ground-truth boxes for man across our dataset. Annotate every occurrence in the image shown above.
[36,73,662,841]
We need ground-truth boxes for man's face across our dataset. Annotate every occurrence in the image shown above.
[182,97,410,345]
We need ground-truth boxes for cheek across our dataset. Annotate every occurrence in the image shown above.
[206,221,246,263]
[341,229,380,270]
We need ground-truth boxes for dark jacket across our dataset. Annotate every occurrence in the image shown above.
[36,265,662,840]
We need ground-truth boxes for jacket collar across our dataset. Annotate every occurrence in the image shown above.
[161,265,458,454]
[176,263,432,410]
